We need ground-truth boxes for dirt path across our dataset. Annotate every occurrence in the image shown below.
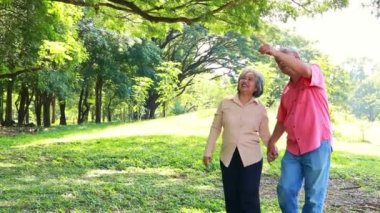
[261,175,380,212]
[0,126,38,135]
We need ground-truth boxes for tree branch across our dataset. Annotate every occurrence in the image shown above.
[159,29,182,49]
[146,0,212,13]
[0,67,41,79]
[290,0,313,13]
[50,0,236,24]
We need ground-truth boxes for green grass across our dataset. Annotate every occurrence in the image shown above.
[0,135,225,212]
[0,110,379,212]
[0,122,124,147]
[331,151,380,192]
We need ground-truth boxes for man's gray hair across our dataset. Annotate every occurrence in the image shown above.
[279,47,301,59]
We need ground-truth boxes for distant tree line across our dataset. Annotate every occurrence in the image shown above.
[1,0,378,128]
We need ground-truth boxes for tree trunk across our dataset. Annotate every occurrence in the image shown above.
[4,77,15,126]
[35,89,42,127]
[42,92,52,127]
[77,87,84,124]
[51,96,56,124]
[107,101,112,122]
[106,95,115,123]
[59,100,67,125]
[95,76,103,124]
[145,90,160,119]
[102,107,105,123]
[84,91,90,123]
[17,83,29,126]
[77,85,91,124]
[122,107,126,122]
[25,89,34,124]
[162,102,166,118]
[25,110,30,124]
[0,82,4,125]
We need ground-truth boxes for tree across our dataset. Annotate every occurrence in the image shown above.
[0,0,51,126]
[103,74,131,122]
[131,24,323,119]
[177,72,235,113]
[314,56,351,109]
[130,77,153,120]
[14,74,35,126]
[0,0,354,127]
[0,0,84,126]
[351,77,380,121]
[349,63,380,121]
[77,18,131,124]
[0,81,3,124]
[49,0,349,33]
[131,26,261,119]
[155,61,181,117]
[125,39,161,119]
[162,26,260,92]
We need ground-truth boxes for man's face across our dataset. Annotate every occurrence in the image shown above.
[275,57,292,75]
[275,52,298,76]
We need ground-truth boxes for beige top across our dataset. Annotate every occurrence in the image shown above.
[204,95,271,167]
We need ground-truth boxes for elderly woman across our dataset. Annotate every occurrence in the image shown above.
[203,68,271,213]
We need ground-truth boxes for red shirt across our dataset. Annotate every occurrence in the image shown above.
[277,64,332,155]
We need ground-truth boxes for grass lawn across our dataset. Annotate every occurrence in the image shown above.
[0,110,379,212]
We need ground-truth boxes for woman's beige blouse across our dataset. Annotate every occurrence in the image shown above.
[204,95,271,167]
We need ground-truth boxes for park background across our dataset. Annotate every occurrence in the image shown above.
[0,0,379,212]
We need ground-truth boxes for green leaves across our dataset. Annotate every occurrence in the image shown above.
[38,41,73,66]
[48,0,349,34]
[131,77,153,117]
[156,61,181,105]
[351,75,380,121]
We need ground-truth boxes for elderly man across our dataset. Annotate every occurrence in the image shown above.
[259,44,332,213]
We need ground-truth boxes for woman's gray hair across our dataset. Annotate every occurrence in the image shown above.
[237,68,264,98]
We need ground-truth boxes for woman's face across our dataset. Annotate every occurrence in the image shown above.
[238,72,256,95]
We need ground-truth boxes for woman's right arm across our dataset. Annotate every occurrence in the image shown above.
[203,102,223,167]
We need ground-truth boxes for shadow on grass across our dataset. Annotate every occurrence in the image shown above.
[0,135,225,212]
[0,135,379,212]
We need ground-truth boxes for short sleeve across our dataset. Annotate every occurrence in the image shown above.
[277,98,286,123]
[309,64,325,88]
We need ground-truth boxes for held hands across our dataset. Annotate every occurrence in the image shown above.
[267,140,279,163]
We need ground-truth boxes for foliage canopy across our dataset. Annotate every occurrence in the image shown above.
[49,0,349,34]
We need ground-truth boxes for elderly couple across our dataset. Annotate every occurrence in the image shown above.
[203,43,332,213]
